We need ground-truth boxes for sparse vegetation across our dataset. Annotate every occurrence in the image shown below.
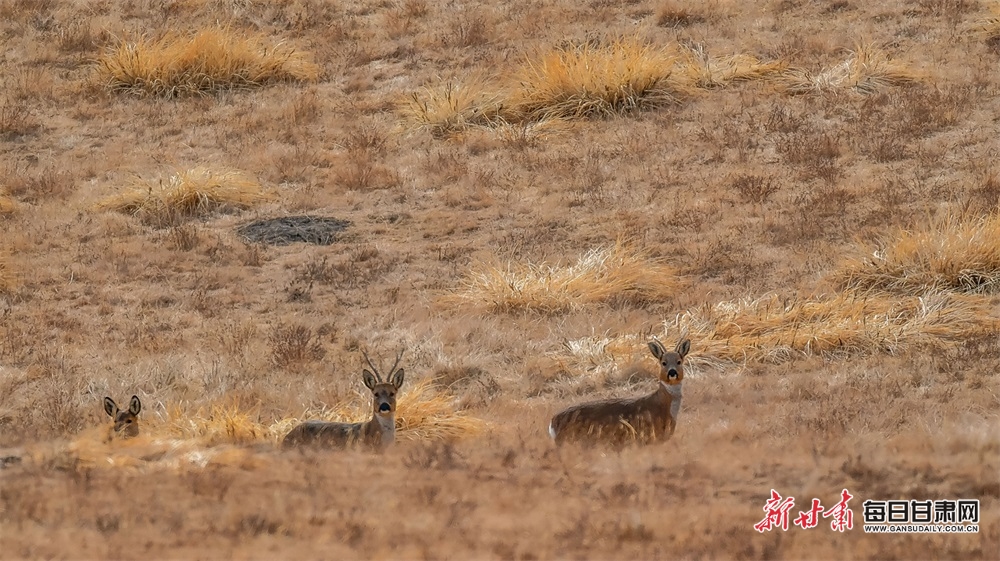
[1,0,997,559]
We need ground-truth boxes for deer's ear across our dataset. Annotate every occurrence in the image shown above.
[129,395,142,415]
[648,339,666,359]
[362,370,379,390]
[104,397,118,418]
[676,339,691,359]
[390,368,404,390]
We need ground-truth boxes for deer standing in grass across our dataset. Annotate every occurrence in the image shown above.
[104,395,142,439]
[548,338,690,446]
[282,350,405,451]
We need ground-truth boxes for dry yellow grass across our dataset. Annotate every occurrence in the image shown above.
[780,42,920,95]
[445,243,682,314]
[40,381,484,472]
[674,46,788,88]
[94,166,273,226]
[976,2,1000,43]
[399,75,503,137]
[3,1,998,558]
[837,212,1000,294]
[503,38,689,120]
[0,192,15,216]
[401,41,783,132]
[96,26,319,97]
[556,290,997,375]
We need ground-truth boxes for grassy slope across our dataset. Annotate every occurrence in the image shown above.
[0,0,998,559]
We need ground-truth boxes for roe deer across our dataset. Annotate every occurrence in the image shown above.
[104,395,142,438]
[548,338,690,446]
[282,350,405,451]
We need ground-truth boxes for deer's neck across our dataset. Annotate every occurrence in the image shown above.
[369,413,396,445]
[658,381,683,420]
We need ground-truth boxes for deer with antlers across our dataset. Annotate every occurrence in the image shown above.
[282,350,405,451]
[548,338,690,446]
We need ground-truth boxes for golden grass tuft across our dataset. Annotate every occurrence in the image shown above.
[168,402,275,445]
[674,47,788,88]
[503,38,689,121]
[445,242,682,314]
[400,41,785,132]
[780,43,920,95]
[556,290,997,374]
[836,213,1000,294]
[0,192,16,215]
[399,75,504,137]
[96,26,320,97]
[94,166,274,226]
[394,379,489,441]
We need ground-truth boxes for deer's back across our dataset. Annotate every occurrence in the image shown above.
[550,392,673,445]
[282,420,364,448]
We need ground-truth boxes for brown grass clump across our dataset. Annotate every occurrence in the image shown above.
[503,38,689,120]
[446,243,682,314]
[168,402,275,445]
[975,2,1000,49]
[394,379,489,441]
[400,76,503,137]
[780,43,920,95]
[95,166,274,226]
[400,41,783,132]
[836,213,1000,294]
[96,26,319,97]
[0,191,16,216]
[675,47,788,88]
[558,291,997,373]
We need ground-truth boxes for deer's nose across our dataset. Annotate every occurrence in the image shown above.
[667,369,678,378]
[379,403,392,412]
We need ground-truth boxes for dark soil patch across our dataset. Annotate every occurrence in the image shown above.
[236,216,350,246]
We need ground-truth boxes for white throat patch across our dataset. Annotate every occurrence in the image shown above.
[660,381,683,420]
[377,414,395,432]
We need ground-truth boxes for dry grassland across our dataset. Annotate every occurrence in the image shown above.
[1,0,999,559]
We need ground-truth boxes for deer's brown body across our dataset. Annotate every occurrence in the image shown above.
[282,350,404,452]
[549,339,689,446]
[282,416,395,450]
